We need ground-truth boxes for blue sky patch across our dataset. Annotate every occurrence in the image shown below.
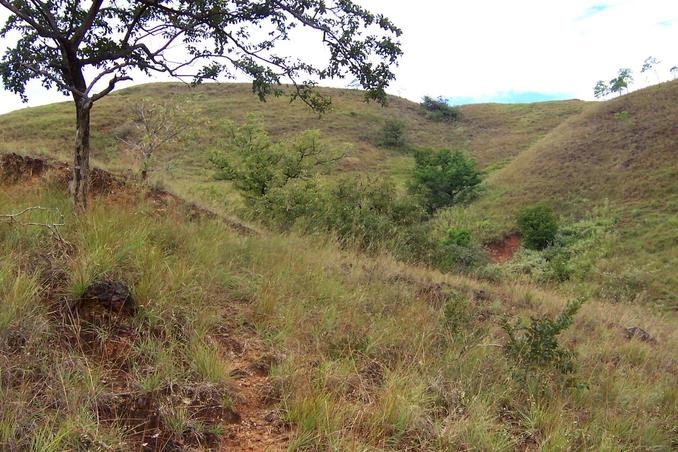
[577,4,609,20]
[446,91,575,106]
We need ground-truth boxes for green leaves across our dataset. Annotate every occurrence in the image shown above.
[0,1,402,111]
[516,203,559,251]
[420,96,460,122]
[210,117,340,203]
[502,299,585,377]
[408,149,481,213]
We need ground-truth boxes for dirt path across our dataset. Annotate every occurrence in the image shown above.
[219,330,289,451]
[2,152,288,450]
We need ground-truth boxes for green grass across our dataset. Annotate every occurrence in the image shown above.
[2,80,677,308]
[0,182,238,449]
[460,81,678,308]
[0,82,585,211]
[1,176,677,450]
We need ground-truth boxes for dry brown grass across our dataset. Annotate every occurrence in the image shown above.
[464,81,678,307]
[1,167,676,450]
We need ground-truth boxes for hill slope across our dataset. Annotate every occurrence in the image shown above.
[0,82,584,205]
[0,171,676,450]
[460,81,678,306]
[0,82,676,307]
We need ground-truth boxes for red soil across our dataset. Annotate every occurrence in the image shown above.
[487,233,522,263]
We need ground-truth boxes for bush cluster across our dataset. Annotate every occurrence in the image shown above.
[506,205,620,285]
[379,119,407,148]
[210,119,485,269]
[502,298,584,379]
[516,203,558,250]
[409,149,481,213]
[420,96,461,122]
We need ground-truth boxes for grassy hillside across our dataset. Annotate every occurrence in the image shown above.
[0,83,584,208]
[453,81,678,307]
[0,81,676,309]
[1,175,676,450]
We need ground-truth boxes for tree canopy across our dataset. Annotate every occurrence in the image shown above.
[0,0,402,208]
[408,149,481,213]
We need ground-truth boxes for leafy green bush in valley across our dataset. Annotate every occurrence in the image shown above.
[319,176,429,253]
[408,149,481,213]
[211,119,488,269]
[506,205,621,288]
[420,96,460,122]
[516,203,558,250]
[437,227,486,271]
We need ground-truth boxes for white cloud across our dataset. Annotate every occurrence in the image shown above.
[0,0,677,114]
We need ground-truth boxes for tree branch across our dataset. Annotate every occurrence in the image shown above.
[20,62,86,98]
[0,206,67,243]
[91,74,132,103]
[0,0,62,39]
[71,0,104,44]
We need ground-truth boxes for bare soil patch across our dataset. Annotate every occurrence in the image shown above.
[487,233,521,263]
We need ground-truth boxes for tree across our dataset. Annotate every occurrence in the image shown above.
[593,80,609,99]
[420,96,460,121]
[516,203,558,250]
[0,1,402,210]
[408,149,481,213]
[641,56,661,83]
[119,98,195,181]
[609,68,633,96]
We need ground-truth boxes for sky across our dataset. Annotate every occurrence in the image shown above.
[0,0,676,114]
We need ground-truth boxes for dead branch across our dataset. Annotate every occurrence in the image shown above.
[0,206,68,244]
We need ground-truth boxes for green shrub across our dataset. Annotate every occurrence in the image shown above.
[320,176,428,253]
[516,204,558,250]
[443,292,471,335]
[443,228,471,247]
[252,178,322,230]
[436,227,485,271]
[420,96,460,122]
[501,299,584,377]
[380,119,407,148]
[210,116,340,205]
[408,149,481,213]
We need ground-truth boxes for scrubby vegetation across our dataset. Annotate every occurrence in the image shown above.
[420,96,461,122]
[2,79,678,448]
[379,118,408,148]
[409,148,481,213]
[209,119,486,271]
[517,203,559,250]
[1,176,676,450]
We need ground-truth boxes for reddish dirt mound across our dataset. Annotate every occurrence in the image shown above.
[486,233,522,263]
[0,153,52,182]
[0,152,257,236]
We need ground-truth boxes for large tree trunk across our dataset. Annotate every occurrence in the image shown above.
[72,98,92,209]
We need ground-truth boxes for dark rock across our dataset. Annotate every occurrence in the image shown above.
[624,326,657,344]
[80,279,136,317]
